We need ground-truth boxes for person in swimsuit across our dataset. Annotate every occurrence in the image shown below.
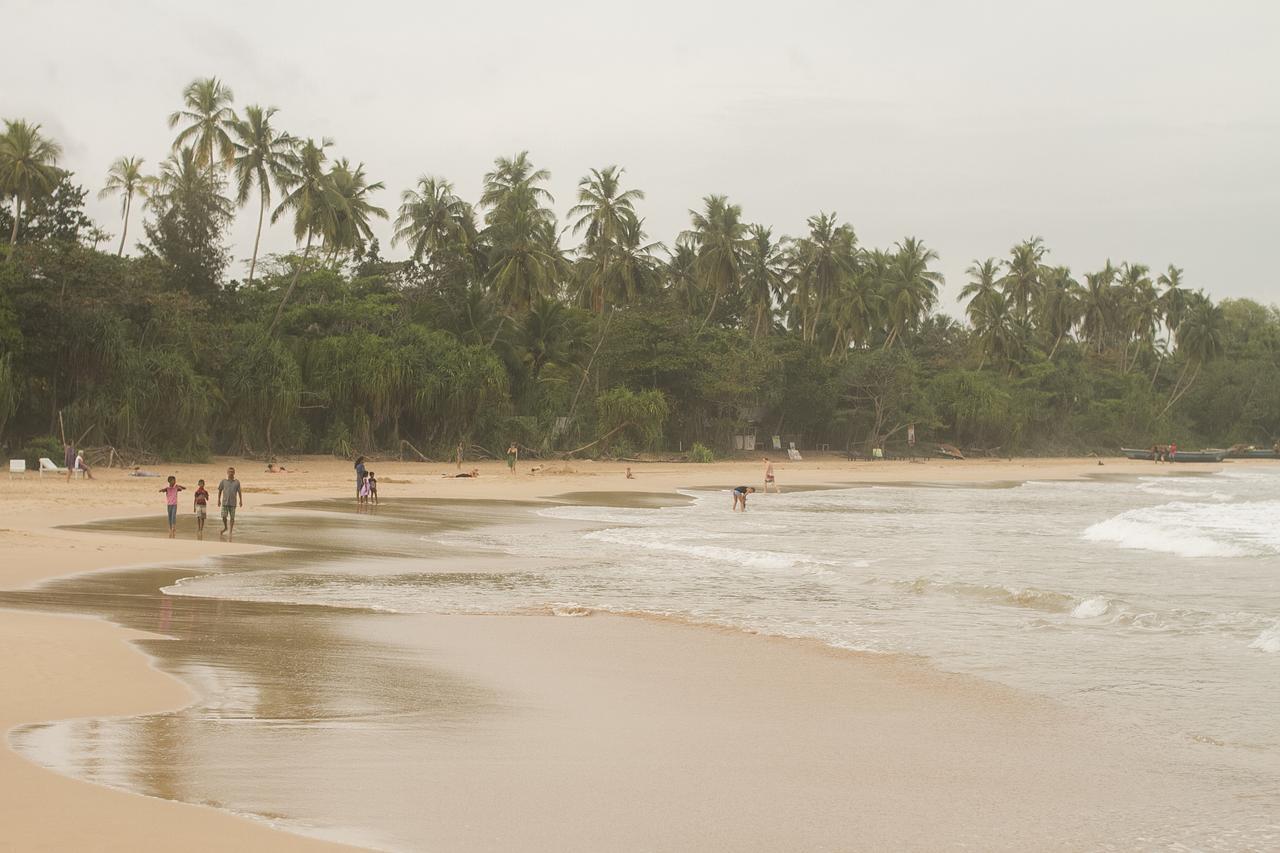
[159,476,186,538]
[732,485,755,512]
[762,457,778,493]
[506,444,518,475]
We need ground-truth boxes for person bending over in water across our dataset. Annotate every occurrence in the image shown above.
[732,485,755,512]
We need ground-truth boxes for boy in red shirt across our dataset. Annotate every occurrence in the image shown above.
[193,479,209,539]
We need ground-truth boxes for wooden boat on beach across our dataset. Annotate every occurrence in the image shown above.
[1120,447,1227,462]
[1225,445,1280,460]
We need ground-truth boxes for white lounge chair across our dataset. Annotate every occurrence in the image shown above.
[39,457,66,476]
[8,459,25,478]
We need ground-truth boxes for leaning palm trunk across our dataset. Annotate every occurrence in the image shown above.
[269,229,313,334]
[9,197,23,247]
[116,193,132,256]
[248,194,266,285]
[1159,359,1200,417]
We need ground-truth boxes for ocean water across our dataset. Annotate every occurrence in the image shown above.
[11,469,1280,849]
[165,470,1280,763]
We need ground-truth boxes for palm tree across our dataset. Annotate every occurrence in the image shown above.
[827,263,884,357]
[882,237,942,349]
[1160,293,1224,415]
[739,225,788,340]
[1157,265,1190,345]
[230,105,296,284]
[324,158,387,262]
[969,288,1024,371]
[1036,265,1081,359]
[588,216,662,309]
[393,175,473,264]
[1078,261,1117,353]
[480,152,560,314]
[664,237,702,316]
[148,146,233,217]
[168,77,237,174]
[960,258,1002,328]
[0,119,64,247]
[1117,262,1158,372]
[98,156,147,256]
[680,194,747,330]
[1000,236,1046,320]
[568,166,645,313]
[269,137,341,332]
[791,212,857,342]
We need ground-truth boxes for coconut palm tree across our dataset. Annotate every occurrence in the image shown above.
[680,194,747,331]
[1036,265,1081,359]
[230,105,296,284]
[568,166,645,314]
[588,215,662,310]
[480,152,560,314]
[148,146,233,216]
[1117,262,1159,372]
[827,262,885,357]
[269,137,341,332]
[791,212,857,342]
[323,158,387,262]
[960,258,1001,323]
[393,175,474,265]
[969,288,1024,371]
[1078,261,1117,353]
[0,119,64,247]
[739,225,788,340]
[97,156,147,256]
[168,77,237,175]
[664,237,702,316]
[1161,293,1224,415]
[882,237,942,349]
[1000,236,1046,320]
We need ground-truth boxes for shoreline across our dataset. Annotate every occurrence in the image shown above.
[1,455,1269,850]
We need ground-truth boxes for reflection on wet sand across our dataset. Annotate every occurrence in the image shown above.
[1,500,536,848]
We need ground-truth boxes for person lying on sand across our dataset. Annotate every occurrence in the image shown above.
[266,463,289,473]
[129,467,161,477]
[444,469,481,478]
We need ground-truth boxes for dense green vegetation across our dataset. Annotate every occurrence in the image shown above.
[1,78,1277,462]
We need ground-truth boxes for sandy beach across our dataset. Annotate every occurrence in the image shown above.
[0,455,1268,850]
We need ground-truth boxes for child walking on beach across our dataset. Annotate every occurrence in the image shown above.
[193,479,209,539]
[159,476,186,538]
[367,471,378,506]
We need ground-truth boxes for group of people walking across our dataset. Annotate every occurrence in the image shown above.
[158,466,243,540]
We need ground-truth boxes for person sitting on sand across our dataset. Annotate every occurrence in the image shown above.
[626,466,635,480]
[732,485,756,512]
[159,476,186,538]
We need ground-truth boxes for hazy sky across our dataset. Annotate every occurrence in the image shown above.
[7,0,1279,313]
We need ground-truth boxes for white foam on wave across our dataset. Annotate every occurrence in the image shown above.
[1136,478,1232,501]
[1250,624,1280,653]
[582,527,827,571]
[1071,597,1111,619]
[1083,499,1280,558]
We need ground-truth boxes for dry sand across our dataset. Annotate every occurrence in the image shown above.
[0,455,1248,850]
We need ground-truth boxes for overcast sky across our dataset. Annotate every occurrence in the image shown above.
[7,0,1279,314]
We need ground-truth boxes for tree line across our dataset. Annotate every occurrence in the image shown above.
[1,76,1277,463]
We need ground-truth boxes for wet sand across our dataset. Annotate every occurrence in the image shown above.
[0,456,1267,850]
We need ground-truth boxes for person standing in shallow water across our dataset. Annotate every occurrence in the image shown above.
[762,457,778,493]
[354,456,366,499]
[732,485,755,511]
[218,466,243,539]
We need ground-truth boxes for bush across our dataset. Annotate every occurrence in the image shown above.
[688,442,714,463]
[20,435,62,469]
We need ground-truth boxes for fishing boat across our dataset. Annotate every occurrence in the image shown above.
[1225,445,1280,460]
[1169,449,1228,463]
[1121,447,1157,460]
